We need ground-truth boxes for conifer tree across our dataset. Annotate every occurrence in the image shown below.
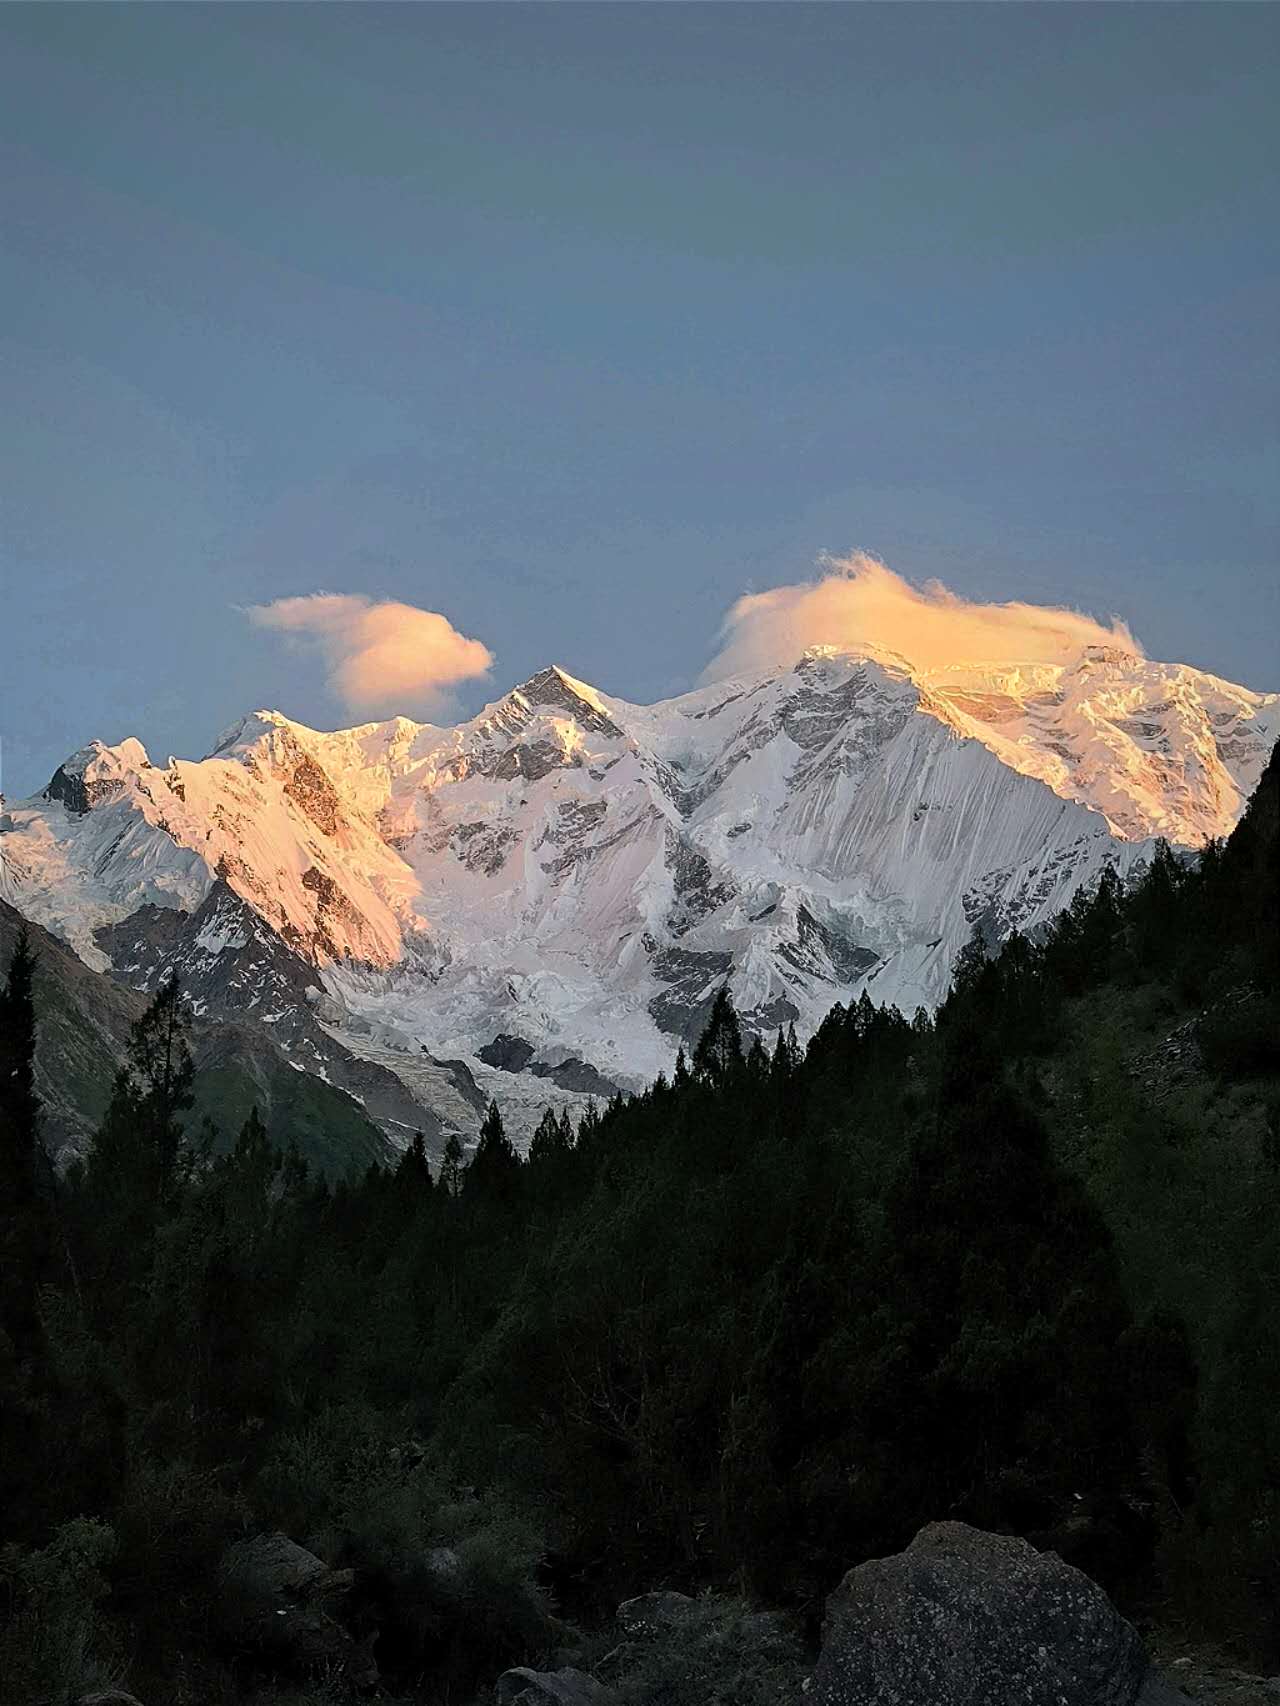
[0,926,41,1209]
[692,985,743,1081]
[132,975,194,1195]
[529,1107,569,1168]
[397,1130,433,1192]
[0,927,48,1352]
[80,977,194,1300]
[220,1106,281,1251]
[440,1132,464,1199]
[466,1101,521,1200]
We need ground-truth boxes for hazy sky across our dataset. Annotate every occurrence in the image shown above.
[3,4,1277,797]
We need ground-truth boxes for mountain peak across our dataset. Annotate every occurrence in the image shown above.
[505,665,618,731]
[207,708,310,757]
[44,737,150,814]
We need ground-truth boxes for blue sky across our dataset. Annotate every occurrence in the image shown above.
[2,4,1277,797]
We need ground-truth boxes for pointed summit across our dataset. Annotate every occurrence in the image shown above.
[507,666,620,734]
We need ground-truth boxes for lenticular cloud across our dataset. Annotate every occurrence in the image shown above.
[246,593,493,713]
[705,554,1143,681]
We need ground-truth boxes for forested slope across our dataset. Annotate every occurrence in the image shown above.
[0,745,1275,1702]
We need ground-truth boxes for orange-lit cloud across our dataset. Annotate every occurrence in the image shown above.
[705,553,1143,680]
[247,593,493,713]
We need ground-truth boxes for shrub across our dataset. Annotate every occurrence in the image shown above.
[254,1408,557,1692]
[596,1594,807,1706]
[0,1518,119,1706]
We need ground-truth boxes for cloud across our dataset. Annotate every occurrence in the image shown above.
[705,553,1143,681]
[246,593,493,713]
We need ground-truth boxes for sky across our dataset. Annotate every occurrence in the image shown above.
[2,4,1277,798]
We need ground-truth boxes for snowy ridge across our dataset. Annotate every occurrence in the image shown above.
[1,647,1275,1145]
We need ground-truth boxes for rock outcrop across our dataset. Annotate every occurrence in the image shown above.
[615,1590,697,1637]
[810,1523,1189,1706]
[219,1531,375,1686]
[496,1666,618,1706]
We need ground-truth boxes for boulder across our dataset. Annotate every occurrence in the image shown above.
[616,1589,697,1637]
[811,1522,1190,1706]
[219,1531,374,1685]
[495,1666,618,1706]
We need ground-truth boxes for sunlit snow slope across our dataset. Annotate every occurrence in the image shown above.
[2,647,1274,1147]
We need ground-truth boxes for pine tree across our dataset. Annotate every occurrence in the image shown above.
[745,1035,769,1079]
[529,1107,569,1168]
[80,978,195,1303]
[0,926,42,1210]
[126,975,194,1200]
[440,1132,464,1199]
[692,985,743,1081]
[397,1130,434,1192]
[466,1101,521,1201]
[221,1105,281,1250]
[0,927,49,1351]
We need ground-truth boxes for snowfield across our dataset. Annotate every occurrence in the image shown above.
[2,645,1275,1146]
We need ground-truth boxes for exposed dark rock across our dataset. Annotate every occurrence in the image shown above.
[749,995,801,1030]
[283,751,343,837]
[479,1034,537,1073]
[494,739,580,784]
[300,863,365,960]
[452,819,520,874]
[44,744,140,816]
[533,1057,622,1097]
[477,1035,623,1098]
[665,832,735,937]
[778,905,879,984]
[219,1531,376,1685]
[537,797,611,877]
[616,1590,697,1637]
[513,667,623,737]
[496,1666,618,1706]
[45,763,91,815]
[811,1522,1189,1706]
[647,945,734,1042]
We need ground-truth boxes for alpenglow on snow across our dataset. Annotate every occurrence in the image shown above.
[2,644,1275,1149]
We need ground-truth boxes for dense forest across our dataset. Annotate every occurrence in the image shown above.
[1,743,1276,1705]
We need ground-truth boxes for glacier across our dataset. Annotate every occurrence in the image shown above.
[2,644,1275,1149]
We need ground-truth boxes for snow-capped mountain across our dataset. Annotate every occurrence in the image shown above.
[2,646,1275,1151]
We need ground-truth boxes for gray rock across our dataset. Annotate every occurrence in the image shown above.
[616,1589,697,1637]
[219,1531,373,1685]
[76,1693,146,1706]
[811,1522,1189,1706]
[496,1666,618,1706]
[223,1530,336,1600]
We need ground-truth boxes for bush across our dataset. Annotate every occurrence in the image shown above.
[0,1518,119,1706]
[589,1593,807,1706]
[255,1408,557,1692]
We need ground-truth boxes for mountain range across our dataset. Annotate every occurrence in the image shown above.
[3,643,1275,1158]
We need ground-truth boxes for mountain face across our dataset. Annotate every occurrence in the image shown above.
[2,646,1275,1152]
[0,897,394,1178]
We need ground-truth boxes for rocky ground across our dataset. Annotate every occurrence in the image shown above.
[1148,1639,1280,1704]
